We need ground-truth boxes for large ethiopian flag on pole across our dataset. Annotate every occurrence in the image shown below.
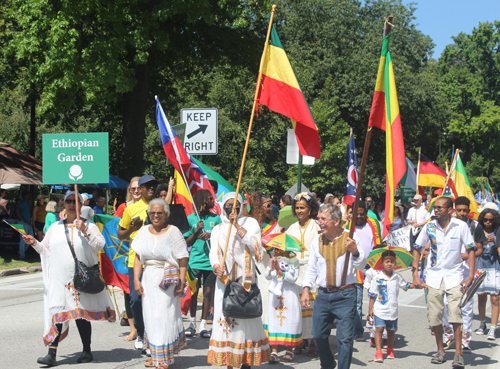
[256,25,321,159]
[368,32,406,239]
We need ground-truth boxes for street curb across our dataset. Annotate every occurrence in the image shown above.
[0,266,42,277]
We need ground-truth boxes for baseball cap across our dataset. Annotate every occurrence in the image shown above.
[138,175,158,187]
[413,194,423,201]
[81,194,89,203]
[325,193,333,199]
[82,192,92,200]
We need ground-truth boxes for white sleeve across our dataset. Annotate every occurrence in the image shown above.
[209,225,221,268]
[302,237,319,289]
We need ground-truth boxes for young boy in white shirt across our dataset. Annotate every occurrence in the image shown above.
[368,250,414,362]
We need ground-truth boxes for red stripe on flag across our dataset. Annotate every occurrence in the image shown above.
[368,90,387,130]
[100,253,130,294]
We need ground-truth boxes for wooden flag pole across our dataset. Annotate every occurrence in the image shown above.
[74,184,80,220]
[415,147,421,193]
[442,148,459,192]
[341,16,393,286]
[221,4,277,270]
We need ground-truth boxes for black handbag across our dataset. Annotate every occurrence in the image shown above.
[222,277,262,319]
[64,220,106,294]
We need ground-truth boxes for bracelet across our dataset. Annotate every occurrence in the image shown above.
[237,227,247,238]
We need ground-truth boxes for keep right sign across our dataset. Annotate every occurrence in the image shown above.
[181,108,218,155]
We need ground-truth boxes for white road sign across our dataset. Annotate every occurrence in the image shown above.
[181,108,218,155]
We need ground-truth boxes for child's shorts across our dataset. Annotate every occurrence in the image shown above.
[374,315,397,331]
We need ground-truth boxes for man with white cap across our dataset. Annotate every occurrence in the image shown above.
[407,194,431,251]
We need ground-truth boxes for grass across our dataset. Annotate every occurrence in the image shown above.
[0,253,41,270]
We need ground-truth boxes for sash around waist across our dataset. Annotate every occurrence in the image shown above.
[144,259,170,268]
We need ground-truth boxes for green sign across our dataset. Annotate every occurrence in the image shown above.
[172,123,187,145]
[400,186,416,204]
[43,133,109,184]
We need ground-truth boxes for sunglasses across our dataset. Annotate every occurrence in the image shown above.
[65,199,76,204]
[130,187,141,192]
[149,211,164,216]
[141,183,157,189]
[483,218,494,223]
[434,206,449,211]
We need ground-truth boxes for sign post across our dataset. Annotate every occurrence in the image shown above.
[181,108,218,155]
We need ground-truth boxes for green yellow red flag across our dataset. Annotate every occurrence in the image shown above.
[256,25,321,159]
[3,220,26,235]
[368,32,406,239]
[451,152,479,219]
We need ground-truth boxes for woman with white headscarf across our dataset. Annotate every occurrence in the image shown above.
[22,191,116,367]
[208,192,270,369]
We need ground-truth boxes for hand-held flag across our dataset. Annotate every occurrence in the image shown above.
[344,132,359,206]
[367,32,406,239]
[3,220,26,235]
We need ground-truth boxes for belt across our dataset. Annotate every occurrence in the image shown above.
[319,284,355,293]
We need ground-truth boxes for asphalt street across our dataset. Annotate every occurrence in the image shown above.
[1,269,499,369]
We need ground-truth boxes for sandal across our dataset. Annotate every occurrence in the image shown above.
[307,345,318,357]
[269,352,279,364]
[281,350,294,362]
[124,334,137,341]
[185,327,196,337]
[200,329,212,339]
[144,359,154,367]
[293,345,303,355]
[157,365,168,369]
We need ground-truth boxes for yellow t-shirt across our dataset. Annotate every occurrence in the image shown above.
[119,199,149,268]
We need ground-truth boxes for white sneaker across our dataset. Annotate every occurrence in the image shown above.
[487,327,496,340]
[134,336,143,350]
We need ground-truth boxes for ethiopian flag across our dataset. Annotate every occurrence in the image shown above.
[452,153,479,219]
[256,25,321,159]
[368,32,406,239]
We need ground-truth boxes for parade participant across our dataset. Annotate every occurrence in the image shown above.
[407,194,431,251]
[352,201,374,341]
[265,249,302,363]
[118,175,158,351]
[208,192,270,368]
[80,193,94,222]
[43,201,58,234]
[286,192,321,356]
[22,191,115,367]
[375,200,385,221]
[368,250,414,362]
[115,177,141,218]
[184,189,221,338]
[93,197,106,215]
[365,196,382,234]
[280,194,293,208]
[301,203,366,369]
[413,197,475,368]
[16,190,34,259]
[443,196,485,349]
[389,204,404,232]
[32,194,47,240]
[133,199,188,368]
[476,208,500,340]
[156,177,175,204]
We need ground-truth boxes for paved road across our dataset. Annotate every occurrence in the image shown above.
[1,269,499,368]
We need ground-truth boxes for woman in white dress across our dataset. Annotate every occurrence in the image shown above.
[133,199,188,368]
[22,191,116,367]
[285,192,321,357]
[208,192,270,368]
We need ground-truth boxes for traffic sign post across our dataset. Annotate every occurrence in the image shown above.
[42,133,109,184]
[181,108,218,155]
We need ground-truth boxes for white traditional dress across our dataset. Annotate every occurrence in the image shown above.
[208,193,270,367]
[132,225,188,366]
[33,220,116,346]
[286,219,321,339]
[264,257,302,347]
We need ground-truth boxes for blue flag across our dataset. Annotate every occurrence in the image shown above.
[344,133,359,205]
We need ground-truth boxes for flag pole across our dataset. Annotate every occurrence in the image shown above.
[341,16,393,286]
[442,148,459,192]
[415,147,421,193]
[221,4,277,270]
[74,184,80,220]
[297,153,303,194]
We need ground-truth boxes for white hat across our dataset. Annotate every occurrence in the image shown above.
[81,194,89,203]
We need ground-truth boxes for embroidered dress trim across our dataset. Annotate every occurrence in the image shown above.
[264,325,303,346]
[207,338,270,367]
[144,330,186,365]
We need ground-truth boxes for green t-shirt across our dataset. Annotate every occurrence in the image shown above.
[183,212,222,270]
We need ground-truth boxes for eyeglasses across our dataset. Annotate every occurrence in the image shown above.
[130,187,141,192]
[141,183,157,189]
[434,206,449,211]
[483,218,494,223]
[65,199,76,204]
[149,211,164,216]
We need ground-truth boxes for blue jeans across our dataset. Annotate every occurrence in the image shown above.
[353,284,364,337]
[312,286,356,369]
[128,267,144,339]
[18,222,34,259]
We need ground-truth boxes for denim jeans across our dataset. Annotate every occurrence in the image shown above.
[353,284,364,337]
[312,286,356,369]
[128,267,144,339]
[18,222,34,259]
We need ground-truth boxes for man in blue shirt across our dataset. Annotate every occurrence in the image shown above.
[93,197,105,215]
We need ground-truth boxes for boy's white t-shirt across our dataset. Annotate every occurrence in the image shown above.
[364,268,379,289]
[368,271,411,321]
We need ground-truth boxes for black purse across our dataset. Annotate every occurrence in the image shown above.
[63,220,106,294]
[223,277,262,319]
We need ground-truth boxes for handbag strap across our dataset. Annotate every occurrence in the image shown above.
[63,220,79,264]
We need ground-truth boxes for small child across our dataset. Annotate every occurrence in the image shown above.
[368,250,414,362]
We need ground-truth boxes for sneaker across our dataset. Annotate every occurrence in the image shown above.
[476,322,487,335]
[431,350,446,364]
[206,313,214,324]
[386,347,394,359]
[375,350,383,363]
[452,353,464,368]
[134,336,143,350]
[76,351,93,363]
[444,336,455,350]
[487,327,496,340]
[141,348,151,357]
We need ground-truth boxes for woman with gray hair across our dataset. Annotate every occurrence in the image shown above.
[43,201,58,234]
[132,198,189,368]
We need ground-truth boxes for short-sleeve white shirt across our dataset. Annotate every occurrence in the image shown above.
[368,272,410,320]
[407,206,431,225]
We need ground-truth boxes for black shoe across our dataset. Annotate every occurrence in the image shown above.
[37,354,57,367]
[76,351,93,363]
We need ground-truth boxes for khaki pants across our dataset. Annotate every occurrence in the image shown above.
[427,280,462,327]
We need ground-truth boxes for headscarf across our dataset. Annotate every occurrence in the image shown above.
[63,190,83,203]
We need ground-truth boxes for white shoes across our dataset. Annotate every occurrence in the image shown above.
[135,336,143,350]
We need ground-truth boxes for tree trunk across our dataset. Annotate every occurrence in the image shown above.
[121,64,150,179]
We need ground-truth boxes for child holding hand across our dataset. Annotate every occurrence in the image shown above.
[368,250,414,362]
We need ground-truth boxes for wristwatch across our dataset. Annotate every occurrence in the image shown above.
[352,251,360,258]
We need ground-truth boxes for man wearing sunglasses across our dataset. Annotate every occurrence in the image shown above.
[118,175,158,353]
[412,197,475,368]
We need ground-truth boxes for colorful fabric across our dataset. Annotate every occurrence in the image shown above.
[95,214,130,294]
[192,157,235,210]
[319,233,348,286]
[399,157,417,191]
[426,222,438,267]
[367,32,406,239]
[451,153,479,219]
[376,278,389,304]
[418,153,447,188]
[344,133,359,206]
[256,25,320,159]
[4,220,26,234]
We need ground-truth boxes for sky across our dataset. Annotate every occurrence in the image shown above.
[401,0,499,58]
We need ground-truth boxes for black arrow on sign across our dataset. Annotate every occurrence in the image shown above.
[187,124,208,139]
